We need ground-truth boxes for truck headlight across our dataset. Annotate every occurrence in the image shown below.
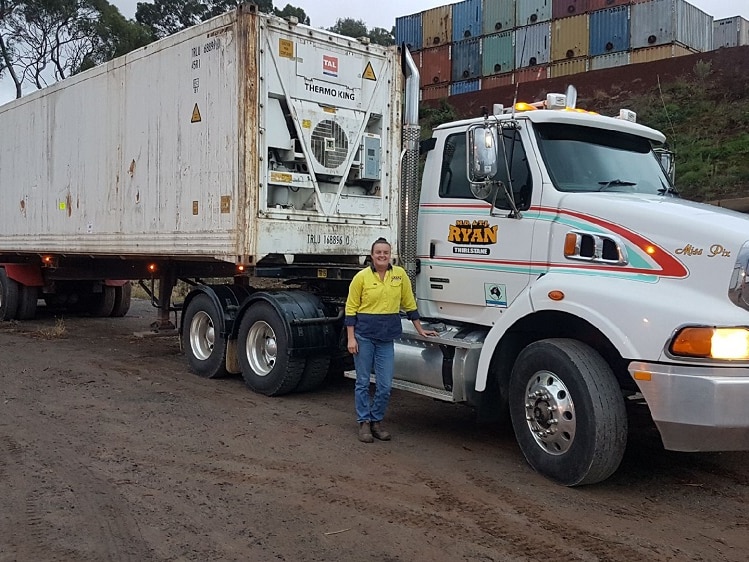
[670,326,749,360]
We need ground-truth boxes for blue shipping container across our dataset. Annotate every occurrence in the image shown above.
[515,22,551,68]
[452,37,482,81]
[395,13,423,51]
[589,6,630,56]
[450,79,481,96]
[453,0,483,39]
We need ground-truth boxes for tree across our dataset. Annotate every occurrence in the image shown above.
[328,17,394,46]
[274,3,307,25]
[0,0,150,99]
[135,0,239,40]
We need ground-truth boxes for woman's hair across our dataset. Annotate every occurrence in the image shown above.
[371,237,391,254]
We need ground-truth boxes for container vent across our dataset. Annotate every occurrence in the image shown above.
[311,119,349,170]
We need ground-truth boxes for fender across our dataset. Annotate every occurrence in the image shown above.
[231,290,339,357]
[180,284,254,339]
[475,273,642,392]
[1,264,44,287]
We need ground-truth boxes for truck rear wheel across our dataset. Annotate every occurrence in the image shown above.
[508,338,627,486]
[237,302,304,396]
[182,294,229,379]
[110,283,132,317]
[0,269,19,321]
[89,286,116,317]
[16,285,38,320]
[295,356,331,393]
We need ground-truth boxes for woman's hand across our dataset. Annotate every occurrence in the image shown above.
[347,337,358,355]
[418,329,439,337]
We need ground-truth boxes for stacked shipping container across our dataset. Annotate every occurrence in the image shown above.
[396,0,724,101]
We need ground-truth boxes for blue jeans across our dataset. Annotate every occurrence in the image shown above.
[353,334,394,423]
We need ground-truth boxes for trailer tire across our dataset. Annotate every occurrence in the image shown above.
[110,283,132,317]
[238,302,304,396]
[0,269,20,321]
[182,294,229,379]
[16,285,38,320]
[90,286,116,317]
[508,338,627,486]
[295,356,331,393]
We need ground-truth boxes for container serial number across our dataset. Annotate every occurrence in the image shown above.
[308,234,351,245]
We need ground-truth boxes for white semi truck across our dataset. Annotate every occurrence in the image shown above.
[1,4,748,486]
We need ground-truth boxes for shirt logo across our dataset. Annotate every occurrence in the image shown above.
[323,55,338,77]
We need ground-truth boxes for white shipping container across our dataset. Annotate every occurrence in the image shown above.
[630,0,713,53]
[713,16,749,48]
[590,51,631,70]
[0,6,402,264]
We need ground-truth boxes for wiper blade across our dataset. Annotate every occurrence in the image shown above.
[657,187,680,196]
[597,179,637,192]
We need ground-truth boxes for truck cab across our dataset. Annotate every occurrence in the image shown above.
[389,93,749,485]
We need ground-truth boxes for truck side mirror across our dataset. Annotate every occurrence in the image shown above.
[654,147,675,183]
[467,125,498,182]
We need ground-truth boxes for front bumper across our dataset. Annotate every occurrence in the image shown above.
[629,361,749,451]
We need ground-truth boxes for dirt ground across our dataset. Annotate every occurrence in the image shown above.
[0,298,748,562]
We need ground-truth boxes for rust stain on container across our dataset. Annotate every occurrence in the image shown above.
[193,201,199,215]
[128,159,136,177]
[19,199,26,218]
[66,193,72,217]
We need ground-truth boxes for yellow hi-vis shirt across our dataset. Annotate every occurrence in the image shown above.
[344,264,420,340]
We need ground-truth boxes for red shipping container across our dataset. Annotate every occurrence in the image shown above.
[482,73,515,89]
[552,0,589,19]
[421,84,450,101]
[515,65,549,83]
[419,45,452,87]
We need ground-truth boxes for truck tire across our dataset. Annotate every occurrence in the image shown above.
[16,285,38,320]
[182,294,229,379]
[0,269,20,321]
[110,283,132,317]
[237,302,304,396]
[90,286,116,317]
[508,338,627,486]
[295,356,331,393]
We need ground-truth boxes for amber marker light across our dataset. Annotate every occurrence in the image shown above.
[514,102,537,112]
[563,232,578,257]
[548,290,565,301]
[645,245,657,256]
[148,263,157,273]
[237,264,246,273]
[633,371,652,381]
[41,255,58,267]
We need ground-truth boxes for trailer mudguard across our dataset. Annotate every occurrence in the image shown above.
[179,284,254,340]
[233,290,339,357]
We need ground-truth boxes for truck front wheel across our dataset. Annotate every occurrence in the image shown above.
[509,338,627,486]
[182,294,229,379]
[0,269,19,321]
[237,302,304,396]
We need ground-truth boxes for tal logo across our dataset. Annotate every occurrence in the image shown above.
[323,55,338,77]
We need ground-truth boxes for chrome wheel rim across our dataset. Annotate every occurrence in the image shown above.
[189,311,215,361]
[523,370,576,455]
[246,320,277,376]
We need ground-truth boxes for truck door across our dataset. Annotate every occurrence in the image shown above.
[418,127,537,325]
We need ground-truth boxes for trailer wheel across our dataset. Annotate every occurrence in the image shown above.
[238,302,304,396]
[0,269,20,321]
[16,285,38,320]
[110,283,132,317]
[508,338,627,486]
[295,356,331,393]
[90,286,116,317]
[181,294,228,379]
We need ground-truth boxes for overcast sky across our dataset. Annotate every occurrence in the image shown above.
[1,0,747,103]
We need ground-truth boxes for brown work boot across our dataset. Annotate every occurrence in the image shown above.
[358,422,374,443]
[370,421,391,441]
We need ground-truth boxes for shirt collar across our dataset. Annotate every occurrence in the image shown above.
[370,263,394,272]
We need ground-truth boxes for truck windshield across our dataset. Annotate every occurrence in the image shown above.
[534,123,674,195]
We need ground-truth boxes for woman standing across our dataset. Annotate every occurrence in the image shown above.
[345,238,437,443]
